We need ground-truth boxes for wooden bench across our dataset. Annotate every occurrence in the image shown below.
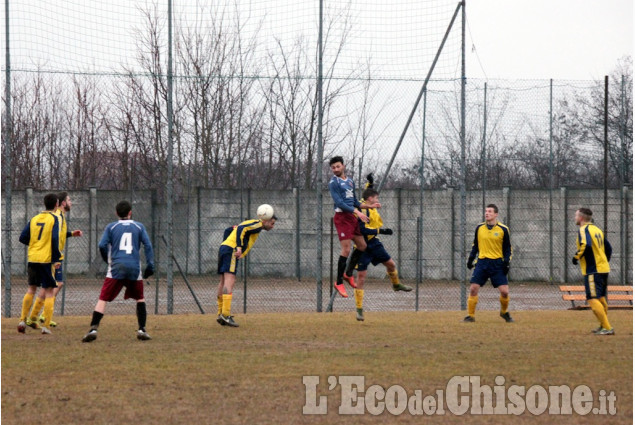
[559,285,633,310]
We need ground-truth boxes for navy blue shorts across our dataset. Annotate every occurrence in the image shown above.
[27,263,57,289]
[357,239,391,271]
[217,245,238,275]
[584,273,608,300]
[470,258,508,288]
[54,260,64,282]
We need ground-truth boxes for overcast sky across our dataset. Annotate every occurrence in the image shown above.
[465,0,633,80]
[3,0,632,81]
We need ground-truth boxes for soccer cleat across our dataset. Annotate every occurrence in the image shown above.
[220,315,239,327]
[463,315,475,322]
[137,330,152,340]
[591,326,603,334]
[500,312,514,323]
[25,318,40,329]
[343,273,357,288]
[41,326,52,335]
[38,314,57,328]
[393,283,413,292]
[17,321,26,333]
[356,308,364,322]
[82,329,98,343]
[595,328,615,336]
[333,282,348,298]
[217,315,227,326]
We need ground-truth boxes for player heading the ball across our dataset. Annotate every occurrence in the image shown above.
[216,208,277,327]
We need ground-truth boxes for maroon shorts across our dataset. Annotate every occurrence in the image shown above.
[99,278,144,302]
[333,211,361,241]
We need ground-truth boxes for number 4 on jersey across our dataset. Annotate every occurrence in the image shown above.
[119,232,133,254]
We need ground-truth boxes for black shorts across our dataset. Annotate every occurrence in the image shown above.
[27,263,57,289]
[217,245,238,275]
[584,273,608,300]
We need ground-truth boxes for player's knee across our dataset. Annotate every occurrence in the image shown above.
[385,260,396,272]
[469,285,480,296]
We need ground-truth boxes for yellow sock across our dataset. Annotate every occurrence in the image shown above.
[354,289,364,310]
[599,296,608,315]
[589,298,612,330]
[222,294,233,317]
[43,297,55,328]
[499,294,509,314]
[467,295,478,317]
[29,297,45,321]
[217,296,223,316]
[21,293,35,321]
[388,270,399,286]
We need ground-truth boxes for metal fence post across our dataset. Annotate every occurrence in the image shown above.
[562,187,569,283]
[621,185,628,285]
[25,188,33,273]
[448,187,455,280]
[295,186,301,280]
[197,186,202,275]
[416,217,422,312]
[397,188,403,274]
[502,186,511,280]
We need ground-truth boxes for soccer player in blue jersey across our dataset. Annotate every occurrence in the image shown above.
[29,191,83,328]
[346,180,412,321]
[572,208,614,335]
[328,156,380,298]
[216,214,277,327]
[17,193,61,335]
[82,201,155,342]
[465,204,514,323]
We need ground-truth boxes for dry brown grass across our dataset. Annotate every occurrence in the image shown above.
[2,310,632,424]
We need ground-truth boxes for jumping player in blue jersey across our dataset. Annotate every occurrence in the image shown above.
[82,201,155,343]
[328,156,380,298]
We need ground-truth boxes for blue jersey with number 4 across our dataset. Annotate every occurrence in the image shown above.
[99,219,154,280]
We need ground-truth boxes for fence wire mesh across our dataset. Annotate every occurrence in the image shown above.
[1,1,632,318]
[2,187,631,317]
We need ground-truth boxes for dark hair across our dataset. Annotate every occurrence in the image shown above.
[486,204,498,213]
[57,191,69,204]
[116,201,132,219]
[578,207,593,219]
[329,156,344,166]
[362,188,379,201]
[44,193,58,210]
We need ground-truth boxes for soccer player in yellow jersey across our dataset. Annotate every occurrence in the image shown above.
[28,192,82,328]
[465,204,513,323]
[17,193,62,335]
[345,179,412,321]
[572,208,614,335]
[216,214,277,327]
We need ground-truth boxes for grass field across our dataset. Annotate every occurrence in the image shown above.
[2,310,632,424]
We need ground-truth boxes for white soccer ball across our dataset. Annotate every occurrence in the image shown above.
[257,204,274,220]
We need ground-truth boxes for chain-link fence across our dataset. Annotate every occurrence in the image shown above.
[2,1,632,318]
[2,187,631,317]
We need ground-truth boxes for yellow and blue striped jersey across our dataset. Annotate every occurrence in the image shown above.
[54,208,71,260]
[19,211,61,263]
[358,206,384,241]
[221,219,264,257]
[574,223,611,275]
[469,222,512,262]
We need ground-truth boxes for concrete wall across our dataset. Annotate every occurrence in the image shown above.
[2,187,632,284]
